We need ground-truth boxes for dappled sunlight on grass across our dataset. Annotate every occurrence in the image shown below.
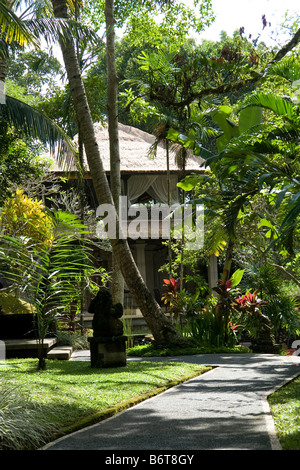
[1,359,209,436]
[269,375,300,450]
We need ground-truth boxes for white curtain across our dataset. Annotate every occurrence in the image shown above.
[127,175,157,203]
[127,174,179,205]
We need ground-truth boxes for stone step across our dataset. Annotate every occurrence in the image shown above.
[3,338,57,358]
[47,346,73,360]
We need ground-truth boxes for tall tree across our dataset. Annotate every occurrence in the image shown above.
[51,0,185,345]
[105,0,123,304]
[0,0,81,160]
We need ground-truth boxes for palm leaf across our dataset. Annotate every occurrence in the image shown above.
[238,92,296,122]
[1,95,78,170]
[267,57,300,83]
[0,0,36,47]
[0,210,93,319]
[223,190,258,238]
[23,17,99,47]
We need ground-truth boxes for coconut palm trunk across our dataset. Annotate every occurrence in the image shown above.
[0,59,6,104]
[0,59,6,83]
[105,0,124,305]
[51,0,185,345]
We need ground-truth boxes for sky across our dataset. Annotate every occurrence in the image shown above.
[194,0,299,46]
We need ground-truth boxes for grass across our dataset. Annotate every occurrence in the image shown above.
[268,375,300,450]
[2,341,298,450]
[0,358,210,450]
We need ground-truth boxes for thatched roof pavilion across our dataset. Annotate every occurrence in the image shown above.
[52,121,205,206]
[50,122,217,313]
[53,121,206,174]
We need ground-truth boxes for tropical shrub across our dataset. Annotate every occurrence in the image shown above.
[187,306,241,348]
[0,189,53,246]
[161,277,182,318]
[0,208,95,369]
[240,264,300,343]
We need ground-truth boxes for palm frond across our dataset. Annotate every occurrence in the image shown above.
[237,92,296,122]
[0,209,93,320]
[1,95,78,170]
[267,57,300,83]
[24,17,99,47]
[0,0,37,47]
[223,190,258,239]
[138,48,179,86]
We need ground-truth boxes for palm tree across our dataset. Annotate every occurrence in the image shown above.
[184,60,300,284]
[105,0,124,305]
[220,87,300,247]
[50,0,185,346]
[0,0,95,162]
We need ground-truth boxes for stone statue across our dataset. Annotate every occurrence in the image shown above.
[88,288,126,368]
[252,313,280,353]
[88,288,124,338]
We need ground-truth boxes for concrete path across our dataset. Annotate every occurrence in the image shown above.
[43,352,300,451]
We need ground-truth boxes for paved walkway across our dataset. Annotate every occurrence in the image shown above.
[43,351,300,451]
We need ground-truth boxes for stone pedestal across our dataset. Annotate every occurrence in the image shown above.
[251,342,281,354]
[251,314,281,354]
[88,336,127,368]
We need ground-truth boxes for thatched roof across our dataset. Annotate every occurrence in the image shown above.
[53,121,205,174]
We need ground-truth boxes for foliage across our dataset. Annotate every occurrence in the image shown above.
[161,274,210,325]
[0,95,77,163]
[6,49,63,99]
[0,189,54,246]
[240,263,300,341]
[0,0,90,162]
[235,290,267,312]
[0,0,35,51]
[167,266,289,349]
[84,0,214,47]
[0,208,94,369]
[123,27,272,123]
[161,277,181,314]
[184,304,240,348]
[160,271,246,348]
[213,278,241,312]
[0,125,50,205]
[173,56,300,309]
[127,342,249,357]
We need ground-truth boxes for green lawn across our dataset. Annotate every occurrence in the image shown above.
[268,375,300,450]
[0,358,210,449]
[2,347,299,451]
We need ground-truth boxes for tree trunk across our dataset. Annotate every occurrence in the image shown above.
[51,0,185,345]
[105,0,124,305]
[0,59,6,83]
[0,59,6,104]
